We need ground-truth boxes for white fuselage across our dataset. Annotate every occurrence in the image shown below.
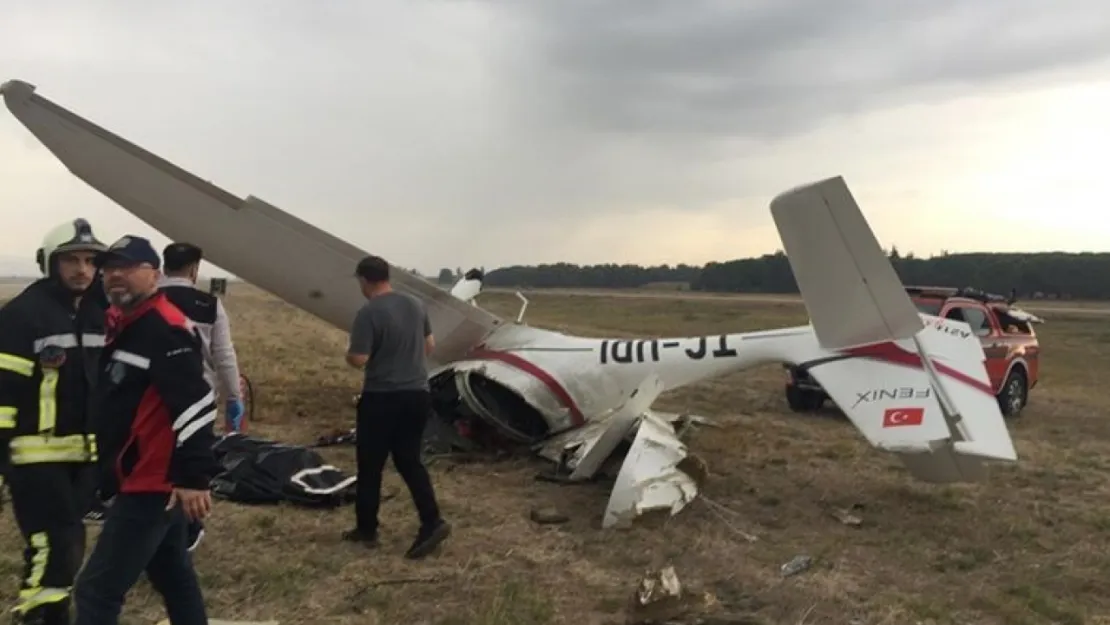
[445,322,824,436]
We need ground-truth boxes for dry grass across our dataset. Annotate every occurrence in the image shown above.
[0,283,30,300]
[3,284,1110,624]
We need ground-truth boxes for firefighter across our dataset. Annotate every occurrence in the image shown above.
[0,218,109,625]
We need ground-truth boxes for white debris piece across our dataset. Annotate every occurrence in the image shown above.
[603,412,699,528]
[636,564,683,607]
[570,375,664,480]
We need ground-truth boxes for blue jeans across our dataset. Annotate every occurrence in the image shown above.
[73,493,207,625]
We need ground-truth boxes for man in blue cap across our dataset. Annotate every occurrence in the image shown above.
[73,235,221,625]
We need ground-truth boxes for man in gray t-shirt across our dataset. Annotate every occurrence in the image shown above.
[349,290,432,393]
[342,255,449,559]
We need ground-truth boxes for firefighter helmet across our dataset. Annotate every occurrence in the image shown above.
[35,218,107,277]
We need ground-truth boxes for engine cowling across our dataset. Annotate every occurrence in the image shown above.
[429,358,567,446]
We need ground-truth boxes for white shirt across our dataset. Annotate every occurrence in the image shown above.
[157,275,241,401]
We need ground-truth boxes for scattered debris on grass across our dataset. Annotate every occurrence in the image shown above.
[529,506,570,525]
[779,555,813,578]
[830,505,863,527]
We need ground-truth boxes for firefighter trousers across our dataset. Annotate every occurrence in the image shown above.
[6,462,98,625]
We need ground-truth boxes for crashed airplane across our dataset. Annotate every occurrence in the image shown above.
[1,79,1019,528]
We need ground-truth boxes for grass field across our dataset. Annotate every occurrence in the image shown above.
[489,287,1110,317]
[2,284,1109,624]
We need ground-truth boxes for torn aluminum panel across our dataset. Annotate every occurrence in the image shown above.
[535,417,613,465]
[570,375,664,480]
[630,565,685,622]
[603,412,700,528]
[533,385,709,474]
[533,374,666,480]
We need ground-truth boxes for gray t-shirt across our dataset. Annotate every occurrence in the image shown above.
[348,291,432,392]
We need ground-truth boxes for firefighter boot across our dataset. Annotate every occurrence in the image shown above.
[10,596,71,625]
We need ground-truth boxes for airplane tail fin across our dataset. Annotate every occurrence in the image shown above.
[770,176,923,350]
[770,177,1017,482]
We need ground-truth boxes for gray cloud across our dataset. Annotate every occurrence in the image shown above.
[490,0,1110,140]
[2,0,1107,271]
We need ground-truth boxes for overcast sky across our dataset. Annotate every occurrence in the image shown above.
[2,0,1110,277]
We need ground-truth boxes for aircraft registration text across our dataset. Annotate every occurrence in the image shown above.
[598,335,738,364]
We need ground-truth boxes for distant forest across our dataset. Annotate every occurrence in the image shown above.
[434,249,1110,300]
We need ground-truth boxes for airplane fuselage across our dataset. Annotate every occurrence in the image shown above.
[428,321,823,444]
[427,310,1001,453]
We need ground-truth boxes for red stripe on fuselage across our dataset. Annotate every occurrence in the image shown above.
[467,348,586,427]
[845,342,995,396]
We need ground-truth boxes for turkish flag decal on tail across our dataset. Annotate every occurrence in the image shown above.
[882,407,925,427]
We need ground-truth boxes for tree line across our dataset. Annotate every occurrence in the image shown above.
[442,249,1110,300]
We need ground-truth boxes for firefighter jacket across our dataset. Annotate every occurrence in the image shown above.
[96,292,223,497]
[0,278,106,469]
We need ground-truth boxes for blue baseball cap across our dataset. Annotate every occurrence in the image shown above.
[95,235,161,269]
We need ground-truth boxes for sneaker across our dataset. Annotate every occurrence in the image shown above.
[404,520,450,560]
[186,521,206,553]
[341,528,379,547]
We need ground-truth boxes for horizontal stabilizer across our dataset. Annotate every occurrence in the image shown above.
[914,320,1017,462]
[805,315,1017,483]
[770,176,923,350]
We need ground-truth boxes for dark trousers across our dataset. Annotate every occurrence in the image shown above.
[355,390,442,533]
[73,493,207,625]
[7,462,99,624]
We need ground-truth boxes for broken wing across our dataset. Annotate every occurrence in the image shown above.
[0,79,502,366]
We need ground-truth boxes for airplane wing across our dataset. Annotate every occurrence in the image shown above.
[0,79,504,367]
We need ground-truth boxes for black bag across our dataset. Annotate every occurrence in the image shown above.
[210,433,356,507]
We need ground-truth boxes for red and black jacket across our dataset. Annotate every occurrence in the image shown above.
[97,292,222,495]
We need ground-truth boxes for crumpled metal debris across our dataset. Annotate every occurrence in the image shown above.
[780,555,813,577]
[529,506,570,524]
[628,565,687,623]
[831,507,863,526]
[626,566,729,624]
[603,413,701,529]
[638,565,683,606]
